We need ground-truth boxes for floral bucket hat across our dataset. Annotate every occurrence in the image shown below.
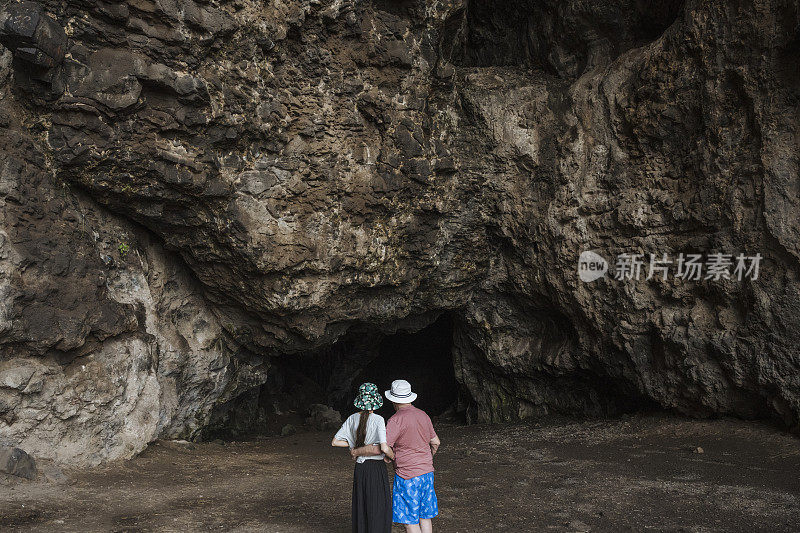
[353,382,383,411]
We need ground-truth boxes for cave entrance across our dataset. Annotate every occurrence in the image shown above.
[352,314,460,418]
[202,312,466,440]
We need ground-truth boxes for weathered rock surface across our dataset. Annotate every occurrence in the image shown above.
[0,445,36,479]
[0,0,798,464]
[305,404,342,431]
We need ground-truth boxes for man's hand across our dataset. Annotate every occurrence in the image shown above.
[430,436,440,456]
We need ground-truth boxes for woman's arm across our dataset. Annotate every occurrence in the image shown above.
[331,437,350,448]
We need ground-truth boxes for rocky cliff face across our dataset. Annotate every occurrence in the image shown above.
[0,0,798,464]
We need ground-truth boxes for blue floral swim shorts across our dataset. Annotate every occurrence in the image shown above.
[392,472,438,524]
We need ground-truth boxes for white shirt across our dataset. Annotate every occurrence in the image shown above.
[334,412,387,463]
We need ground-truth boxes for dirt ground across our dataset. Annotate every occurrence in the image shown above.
[1,414,798,532]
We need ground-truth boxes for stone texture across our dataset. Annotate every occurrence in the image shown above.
[0,445,37,479]
[0,0,798,464]
[305,404,342,431]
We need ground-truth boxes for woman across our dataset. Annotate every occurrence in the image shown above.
[332,382,395,533]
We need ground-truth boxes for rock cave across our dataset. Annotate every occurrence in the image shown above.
[0,0,797,472]
[1,0,799,530]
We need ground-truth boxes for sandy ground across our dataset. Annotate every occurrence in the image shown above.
[1,414,798,532]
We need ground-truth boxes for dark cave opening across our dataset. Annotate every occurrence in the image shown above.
[203,313,467,440]
[302,312,466,421]
[352,314,461,419]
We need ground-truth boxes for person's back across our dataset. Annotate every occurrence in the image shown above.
[336,412,386,463]
[332,383,392,533]
[386,405,437,480]
[384,380,440,533]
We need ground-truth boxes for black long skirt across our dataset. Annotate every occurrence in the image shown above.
[352,459,391,533]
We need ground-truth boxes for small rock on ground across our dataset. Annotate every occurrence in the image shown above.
[0,445,37,480]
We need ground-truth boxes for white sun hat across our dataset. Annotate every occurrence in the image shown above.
[385,379,417,403]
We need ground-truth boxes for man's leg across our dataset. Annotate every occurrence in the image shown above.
[394,474,422,533]
[419,518,432,533]
[418,472,438,533]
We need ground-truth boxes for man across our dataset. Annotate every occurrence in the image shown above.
[354,379,440,533]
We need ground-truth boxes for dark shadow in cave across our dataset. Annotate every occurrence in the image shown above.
[353,313,461,419]
[202,312,467,440]
[440,0,685,78]
[280,312,467,418]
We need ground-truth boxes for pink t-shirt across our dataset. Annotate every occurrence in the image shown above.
[386,405,438,479]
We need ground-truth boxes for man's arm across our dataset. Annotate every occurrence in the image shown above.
[430,435,440,455]
[350,444,381,458]
[331,437,350,448]
[352,442,395,459]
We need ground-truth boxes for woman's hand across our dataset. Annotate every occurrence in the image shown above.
[379,442,395,460]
